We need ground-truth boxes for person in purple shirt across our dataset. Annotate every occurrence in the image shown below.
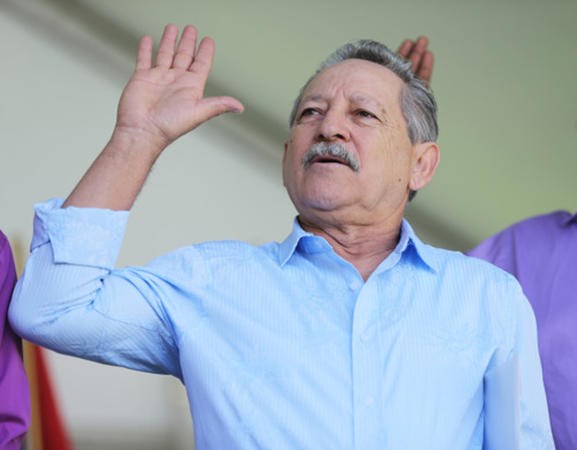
[468,211,577,450]
[0,230,30,450]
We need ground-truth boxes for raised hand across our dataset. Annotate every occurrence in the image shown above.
[397,36,434,86]
[115,24,244,149]
[63,24,244,211]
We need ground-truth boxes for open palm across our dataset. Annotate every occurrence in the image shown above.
[116,24,243,147]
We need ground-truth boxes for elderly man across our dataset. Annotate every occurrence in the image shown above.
[10,24,553,449]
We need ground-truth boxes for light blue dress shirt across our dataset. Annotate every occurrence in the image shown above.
[10,199,554,450]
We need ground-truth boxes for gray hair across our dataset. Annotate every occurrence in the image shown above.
[289,40,438,145]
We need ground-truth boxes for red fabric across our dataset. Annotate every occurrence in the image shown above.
[33,345,74,450]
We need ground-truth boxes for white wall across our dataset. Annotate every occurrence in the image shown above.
[1,4,295,449]
[70,0,577,247]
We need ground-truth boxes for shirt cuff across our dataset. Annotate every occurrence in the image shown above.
[31,198,130,269]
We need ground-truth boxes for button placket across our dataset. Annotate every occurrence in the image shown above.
[351,280,381,448]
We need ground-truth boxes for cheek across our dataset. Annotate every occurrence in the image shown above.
[282,146,301,187]
[285,135,310,168]
[371,146,412,186]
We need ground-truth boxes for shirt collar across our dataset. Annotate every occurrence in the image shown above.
[278,218,330,266]
[278,217,438,273]
[395,219,438,273]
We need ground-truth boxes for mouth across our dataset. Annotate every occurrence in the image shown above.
[310,155,350,166]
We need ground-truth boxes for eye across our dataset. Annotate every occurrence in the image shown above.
[297,107,323,124]
[299,107,320,118]
[357,110,378,119]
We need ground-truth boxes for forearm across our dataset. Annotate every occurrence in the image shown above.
[63,128,166,211]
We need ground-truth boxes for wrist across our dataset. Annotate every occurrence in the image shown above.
[109,125,170,160]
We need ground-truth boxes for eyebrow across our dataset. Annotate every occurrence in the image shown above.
[300,93,383,108]
[299,93,390,123]
[349,94,384,112]
[299,94,326,105]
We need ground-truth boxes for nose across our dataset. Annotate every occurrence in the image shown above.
[317,109,350,142]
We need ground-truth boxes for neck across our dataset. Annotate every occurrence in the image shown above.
[298,216,403,281]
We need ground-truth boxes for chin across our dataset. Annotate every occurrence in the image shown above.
[300,193,349,214]
[288,181,352,213]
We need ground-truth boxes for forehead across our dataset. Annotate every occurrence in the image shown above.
[302,59,405,104]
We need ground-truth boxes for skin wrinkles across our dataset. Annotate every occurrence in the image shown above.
[284,60,413,222]
[296,93,393,130]
[283,59,438,279]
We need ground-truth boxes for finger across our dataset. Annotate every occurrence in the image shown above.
[155,24,179,68]
[417,51,434,86]
[188,37,216,87]
[172,25,198,70]
[135,35,153,71]
[397,39,415,58]
[408,36,429,73]
[414,36,430,51]
[412,36,430,61]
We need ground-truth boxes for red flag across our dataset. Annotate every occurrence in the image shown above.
[24,343,74,450]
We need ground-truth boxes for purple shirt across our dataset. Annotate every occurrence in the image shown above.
[468,211,577,450]
[0,230,30,450]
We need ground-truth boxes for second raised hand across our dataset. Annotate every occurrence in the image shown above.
[396,36,434,86]
[115,24,245,152]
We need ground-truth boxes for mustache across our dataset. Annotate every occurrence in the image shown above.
[302,142,360,172]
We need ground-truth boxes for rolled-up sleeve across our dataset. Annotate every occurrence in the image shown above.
[31,198,129,268]
[9,199,182,378]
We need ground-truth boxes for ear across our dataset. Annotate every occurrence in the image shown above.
[409,142,440,191]
[282,141,289,187]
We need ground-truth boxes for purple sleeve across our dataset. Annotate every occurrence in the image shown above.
[0,231,30,450]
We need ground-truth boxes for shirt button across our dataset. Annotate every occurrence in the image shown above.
[364,395,375,406]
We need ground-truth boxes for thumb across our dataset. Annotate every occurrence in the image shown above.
[196,96,245,122]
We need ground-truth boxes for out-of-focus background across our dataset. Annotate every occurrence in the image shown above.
[1,0,576,448]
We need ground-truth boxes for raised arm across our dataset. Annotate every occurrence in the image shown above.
[397,36,434,86]
[64,24,244,211]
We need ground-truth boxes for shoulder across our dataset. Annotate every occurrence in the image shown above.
[107,239,278,293]
[141,239,279,280]
[423,244,526,313]
[419,240,512,278]
[193,239,278,263]
[0,229,13,266]
[467,210,572,263]
[419,244,531,343]
[479,210,569,242]
[0,229,7,251]
[506,210,571,231]
[0,230,16,294]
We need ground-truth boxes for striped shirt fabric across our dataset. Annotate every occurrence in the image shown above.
[10,198,554,450]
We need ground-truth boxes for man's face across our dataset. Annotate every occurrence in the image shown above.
[283,59,417,226]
